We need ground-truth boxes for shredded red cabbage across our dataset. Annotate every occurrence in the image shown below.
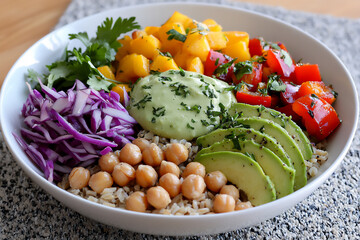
[14,80,137,182]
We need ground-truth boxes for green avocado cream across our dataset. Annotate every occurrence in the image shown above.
[128,70,236,140]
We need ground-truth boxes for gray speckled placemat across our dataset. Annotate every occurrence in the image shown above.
[1,0,360,239]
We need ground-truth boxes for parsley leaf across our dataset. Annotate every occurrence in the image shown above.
[166,29,187,42]
[233,60,253,80]
[29,16,140,91]
[267,74,286,92]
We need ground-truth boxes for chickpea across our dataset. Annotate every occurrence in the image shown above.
[126,191,148,212]
[132,138,150,152]
[118,143,142,165]
[112,162,136,186]
[181,174,206,200]
[235,201,253,211]
[220,185,240,201]
[142,143,164,166]
[147,186,171,209]
[88,171,113,194]
[68,167,90,189]
[159,161,180,177]
[98,152,119,173]
[182,162,206,178]
[213,194,235,213]
[135,164,158,188]
[159,173,181,198]
[165,143,189,165]
[204,171,227,193]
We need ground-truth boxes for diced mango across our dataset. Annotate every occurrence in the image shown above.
[173,50,192,69]
[115,35,132,62]
[202,19,223,32]
[150,54,179,72]
[97,65,115,80]
[187,20,210,33]
[164,11,193,28]
[145,26,160,39]
[158,22,186,55]
[116,53,150,83]
[186,57,204,74]
[111,83,131,103]
[222,41,251,62]
[206,31,228,50]
[182,32,210,62]
[132,30,147,39]
[224,31,249,46]
[130,35,161,60]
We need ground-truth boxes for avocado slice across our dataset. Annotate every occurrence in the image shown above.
[235,117,306,190]
[229,103,313,160]
[195,139,295,198]
[196,127,292,168]
[195,151,276,206]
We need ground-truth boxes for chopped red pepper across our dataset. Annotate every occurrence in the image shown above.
[236,90,272,108]
[292,94,340,141]
[204,50,233,82]
[297,81,336,104]
[249,38,263,57]
[280,82,300,105]
[232,62,263,91]
[294,64,322,84]
[265,49,295,78]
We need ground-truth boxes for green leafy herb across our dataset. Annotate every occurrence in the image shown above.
[233,60,253,80]
[152,106,166,117]
[170,82,190,97]
[133,94,152,109]
[166,29,186,42]
[267,74,286,92]
[186,123,195,130]
[28,16,140,91]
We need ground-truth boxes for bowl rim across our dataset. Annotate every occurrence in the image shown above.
[0,0,358,231]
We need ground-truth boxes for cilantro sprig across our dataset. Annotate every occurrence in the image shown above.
[28,16,140,91]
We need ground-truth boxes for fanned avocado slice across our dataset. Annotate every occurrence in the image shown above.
[195,139,295,198]
[229,103,313,160]
[196,127,292,168]
[195,151,276,206]
[235,117,306,190]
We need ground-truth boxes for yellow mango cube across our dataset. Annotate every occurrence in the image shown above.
[115,35,132,62]
[116,53,150,83]
[202,19,223,32]
[182,32,210,62]
[97,65,115,80]
[150,54,179,72]
[158,22,186,55]
[186,57,204,74]
[173,50,192,69]
[224,31,249,46]
[130,35,161,60]
[132,30,147,39]
[222,41,251,62]
[164,11,193,28]
[111,83,131,103]
[145,26,160,39]
[206,31,228,50]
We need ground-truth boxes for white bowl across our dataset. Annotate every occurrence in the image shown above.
[0,2,358,236]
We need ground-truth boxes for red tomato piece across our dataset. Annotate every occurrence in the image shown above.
[249,38,263,57]
[232,62,263,91]
[297,81,336,104]
[236,91,272,108]
[294,64,322,84]
[204,50,233,82]
[292,94,340,141]
[280,82,300,105]
[265,49,295,78]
